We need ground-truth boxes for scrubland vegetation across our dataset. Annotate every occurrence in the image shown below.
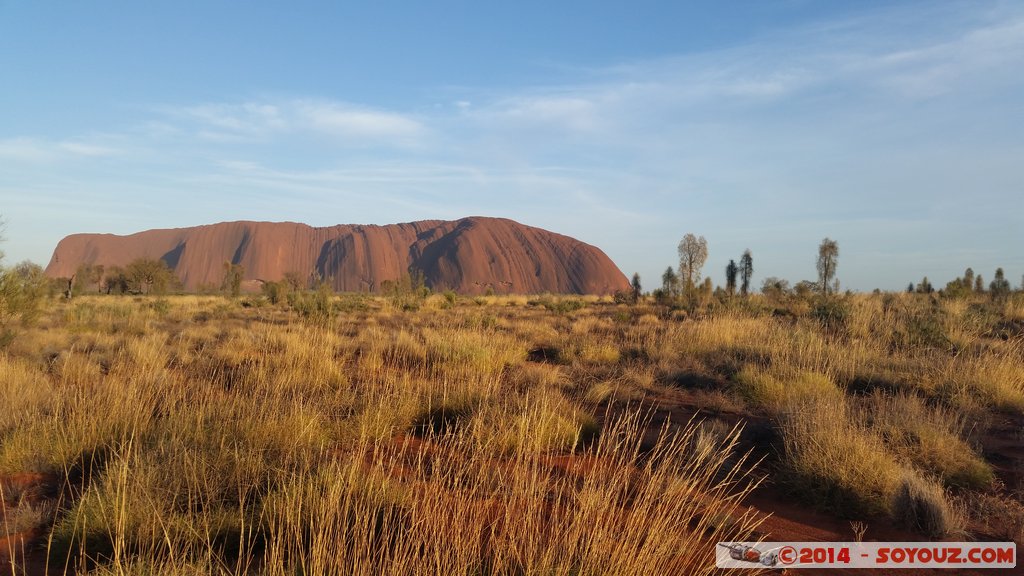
[1,280,1023,574]
[1,291,764,575]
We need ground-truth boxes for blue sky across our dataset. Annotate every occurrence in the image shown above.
[1,1,1022,291]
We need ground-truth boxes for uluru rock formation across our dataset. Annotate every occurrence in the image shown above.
[45,217,630,295]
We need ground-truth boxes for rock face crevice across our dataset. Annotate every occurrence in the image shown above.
[45,217,629,295]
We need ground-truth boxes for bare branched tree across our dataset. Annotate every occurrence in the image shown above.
[677,233,708,290]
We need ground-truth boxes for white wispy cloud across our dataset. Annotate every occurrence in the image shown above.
[181,102,282,133]
[171,98,425,145]
[0,138,52,162]
[480,95,601,132]
[468,3,1024,126]
[294,100,424,140]
[57,142,120,157]
[865,17,1024,98]
[0,137,121,162]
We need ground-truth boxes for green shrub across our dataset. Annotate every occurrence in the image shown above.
[287,284,337,325]
[262,280,290,305]
[811,297,850,333]
[382,271,430,311]
[905,312,949,349]
[536,296,586,315]
[147,297,171,317]
[442,290,458,308]
[0,261,49,346]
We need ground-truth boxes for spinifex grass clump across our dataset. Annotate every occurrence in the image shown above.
[864,392,993,489]
[780,395,902,517]
[262,414,762,575]
[892,470,967,538]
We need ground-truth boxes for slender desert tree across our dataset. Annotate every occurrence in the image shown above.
[725,260,737,296]
[739,250,753,297]
[816,238,839,296]
[661,266,679,298]
[630,272,642,303]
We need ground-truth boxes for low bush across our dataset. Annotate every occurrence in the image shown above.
[0,261,49,346]
[811,297,851,333]
[286,285,337,325]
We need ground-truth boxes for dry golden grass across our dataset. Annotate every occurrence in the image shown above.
[0,289,1021,573]
[1,294,772,575]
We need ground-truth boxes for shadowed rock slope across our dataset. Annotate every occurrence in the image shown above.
[46,217,629,294]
